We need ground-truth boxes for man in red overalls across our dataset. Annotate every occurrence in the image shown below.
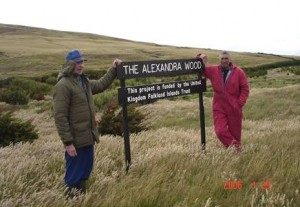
[197,51,249,150]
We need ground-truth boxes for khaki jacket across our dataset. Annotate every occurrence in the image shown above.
[53,62,116,148]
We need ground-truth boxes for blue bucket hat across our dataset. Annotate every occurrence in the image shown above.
[66,50,86,63]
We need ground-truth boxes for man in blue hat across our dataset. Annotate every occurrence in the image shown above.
[53,49,122,198]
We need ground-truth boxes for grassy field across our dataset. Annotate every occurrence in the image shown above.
[0,23,300,206]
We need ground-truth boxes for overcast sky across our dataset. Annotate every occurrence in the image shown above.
[1,0,299,56]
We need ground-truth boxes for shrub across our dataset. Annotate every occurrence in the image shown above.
[0,112,38,147]
[0,85,34,105]
[45,76,57,85]
[47,73,58,84]
[5,90,29,105]
[32,73,58,85]
[8,78,51,101]
[98,98,148,136]
[94,90,118,110]
[0,77,52,103]
[244,69,267,78]
[0,88,10,102]
[281,66,300,75]
[0,77,14,88]
[243,60,300,78]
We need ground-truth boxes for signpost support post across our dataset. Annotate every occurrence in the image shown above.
[120,78,131,173]
[198,73,206,151]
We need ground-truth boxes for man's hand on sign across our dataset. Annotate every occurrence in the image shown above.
[196,53,208,65]
[113,58,122,70]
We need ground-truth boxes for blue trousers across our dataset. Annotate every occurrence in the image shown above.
[65,145,94,186]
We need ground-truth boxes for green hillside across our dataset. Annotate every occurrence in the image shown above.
[1,23,299,78]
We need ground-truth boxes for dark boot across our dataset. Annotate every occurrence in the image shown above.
[65,185,79,199]
[79,180,87,194]
[64,180,87,199]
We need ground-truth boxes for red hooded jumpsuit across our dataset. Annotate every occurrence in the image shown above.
[204,64,249,149]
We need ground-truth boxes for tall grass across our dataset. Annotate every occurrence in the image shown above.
[0,74,299,206]
[0,118,299,206]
